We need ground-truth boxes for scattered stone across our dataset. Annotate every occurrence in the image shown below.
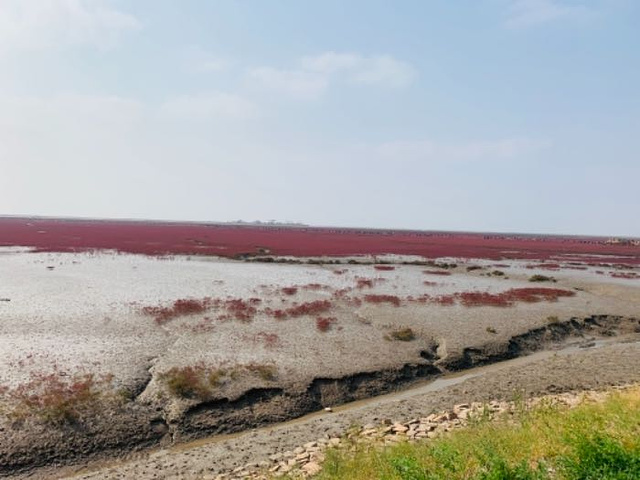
[302,462,322,476]
[210,388,628,479]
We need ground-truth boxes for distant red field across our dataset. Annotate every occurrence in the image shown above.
[1,217,639,265]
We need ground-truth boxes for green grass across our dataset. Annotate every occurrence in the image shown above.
[301,387,640,480]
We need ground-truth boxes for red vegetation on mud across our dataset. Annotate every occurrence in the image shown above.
[2,217,638,265]
[610,272,639,279]
[281,287,298,296]
[285,300,333,317]
[316,316,337,332]
[265,300,333,319]
[355,278,375,289]
[4,372,111,424]
[143,297,262,324]
[432,294,456,306]
[457,291,512,307]
[363,294,401,307]
[255,332,280,348]
[405,288,576,308]
[218,298,260,322]
[373,265,395,271]
[457,288,575,307]
[142,298,212,325]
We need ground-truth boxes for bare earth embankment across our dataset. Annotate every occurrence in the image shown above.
[0,219,638,478]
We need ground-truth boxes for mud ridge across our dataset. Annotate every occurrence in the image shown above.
[1,315,638,477]
[179,363,442,441]
[441,315,639,371]
[180,315,639,443]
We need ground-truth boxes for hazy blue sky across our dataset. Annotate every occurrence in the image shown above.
[1,0,638,236]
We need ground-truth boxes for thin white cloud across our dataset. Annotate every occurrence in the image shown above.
[184,46,231,73]
[247,67,329,100]
[347,55,417,88]
[300,52,362,73]
[0,0,140,55]
[373,138,551,162]
[505,0,596,29]
[160,92,259,120]
[248,52,417,99]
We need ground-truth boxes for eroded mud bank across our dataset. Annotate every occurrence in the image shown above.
[1,314,638,477]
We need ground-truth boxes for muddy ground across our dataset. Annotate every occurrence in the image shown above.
[38,338,640,479]
[0,250,639,477]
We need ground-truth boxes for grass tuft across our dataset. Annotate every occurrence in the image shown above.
[389,327,416,341]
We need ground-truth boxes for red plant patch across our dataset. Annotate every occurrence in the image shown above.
[610,272,639,279]
[286,300,333,317]
[374,265,395,271]
[448,288,575,307]
[423,270,452,276]
[5,372,112,424]
[316,316,337,332]
[407,294,431,304]
[264,308,288,320]
[266,300,333,319]
[281,287,298,296]
[332,287,353,298]
[189,316,215,333]
[4,217,639,267]
[363,294,401,307]
[503,287,575,303]
[142,297,212,325]
[355,278,375,289]
[432,294,456,306]
[457,291,512,307]
[222,298,259,322]
[255,332,280,348]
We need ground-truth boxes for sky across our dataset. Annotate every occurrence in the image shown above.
[0,0,638,236]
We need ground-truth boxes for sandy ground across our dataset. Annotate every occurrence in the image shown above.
[0,249,639,477]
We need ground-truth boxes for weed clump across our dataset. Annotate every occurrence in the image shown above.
[243,363,277,381]
[160,362,278,400]
[390,327,416,341]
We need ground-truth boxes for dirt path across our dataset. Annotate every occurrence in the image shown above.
[28,337,638,480]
